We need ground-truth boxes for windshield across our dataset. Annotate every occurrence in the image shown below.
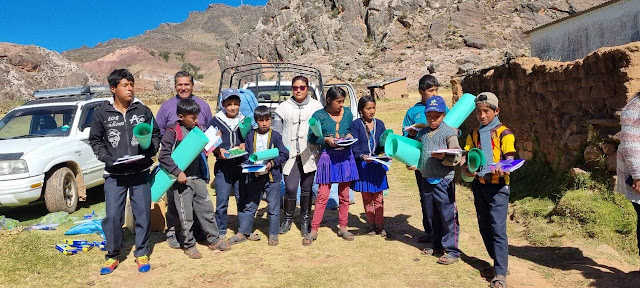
[247,85,316,105]
[0,106,76,139]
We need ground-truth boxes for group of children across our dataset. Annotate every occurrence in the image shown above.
[90,69,514,288]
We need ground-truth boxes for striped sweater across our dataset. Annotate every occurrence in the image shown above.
[616,95,640,204]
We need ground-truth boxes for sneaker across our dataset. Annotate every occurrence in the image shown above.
[100,258,119,275]
[183,247,202,259]
[135,255,151,273]
[208,239,231,251]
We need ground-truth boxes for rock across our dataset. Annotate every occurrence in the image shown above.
[463,36,488,49]
[561,153,576,168]
[584,145,604,165]
[605,153,617,172]
[570,167,590,178]
[566,134,588,151]
[601,143,617,155]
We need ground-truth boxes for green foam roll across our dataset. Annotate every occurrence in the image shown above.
[151,126,209,202]
[379,129,394,147]
[309,118,322,137]
[239,117,253,139]
[386,136,422,167]
[133,122,152,149]
[443,93,476,129]
[249,148,279,163]
[467,148,486,173]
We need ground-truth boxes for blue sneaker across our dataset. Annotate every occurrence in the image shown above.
[100,258,119,275]
[135,255,151,273]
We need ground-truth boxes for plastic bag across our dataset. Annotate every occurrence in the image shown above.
[64,219,105,239]
[0,215,20,230]
[40,211,70,224]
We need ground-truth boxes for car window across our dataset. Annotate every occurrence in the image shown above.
[247,85,316,105]
[0,106,76,139]
[79,103,101,131]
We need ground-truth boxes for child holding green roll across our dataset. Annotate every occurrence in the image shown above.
[207,88,248,238]
[159,98,230,259]
[231,106,289,246]
[415,96,462,265]
[461,92,515,288]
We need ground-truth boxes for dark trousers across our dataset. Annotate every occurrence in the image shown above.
[102,172,151,260]
[284,156,315,199]
[169,178,221,249]
[214,167,245,236]
[238,176,281,236]
[422,178,460,257]
[417,170,432,240]
[634,202,640,256]
[165,196,204,245]
[472,181,510,276]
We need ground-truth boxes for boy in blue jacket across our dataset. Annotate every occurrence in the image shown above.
[230,106,289,246]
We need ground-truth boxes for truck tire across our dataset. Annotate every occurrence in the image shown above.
[44,167,78,213]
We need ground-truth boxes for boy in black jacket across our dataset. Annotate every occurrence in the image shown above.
[229,106,289,246]
[158,98,230,259]
[89,69,160,275]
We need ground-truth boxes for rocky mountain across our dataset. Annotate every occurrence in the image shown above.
[221,0,609,88]
[0,42,97,110]
[61,4,263,98]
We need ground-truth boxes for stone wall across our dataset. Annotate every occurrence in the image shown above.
[461,42,640,171]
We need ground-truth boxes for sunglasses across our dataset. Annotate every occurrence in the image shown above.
[292,85,307,91]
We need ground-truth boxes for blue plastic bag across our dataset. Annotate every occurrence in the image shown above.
[64,219,105,239]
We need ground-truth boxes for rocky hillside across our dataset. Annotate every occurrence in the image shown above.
[0,42,96,108]
[221,0,609,88]
[61,4,263,99]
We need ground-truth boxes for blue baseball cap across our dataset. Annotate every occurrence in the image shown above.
[220,88,241,102]
[424,96,447,113]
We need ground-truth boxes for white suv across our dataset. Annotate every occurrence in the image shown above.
[0,86,109,212]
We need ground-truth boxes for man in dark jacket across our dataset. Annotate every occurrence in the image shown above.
[89,69,160,275]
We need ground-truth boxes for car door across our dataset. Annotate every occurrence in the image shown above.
[74,102,105,188]
[324,83,359,120]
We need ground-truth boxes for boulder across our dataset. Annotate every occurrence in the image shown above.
[566,134,588,151]
[463,36,488,49]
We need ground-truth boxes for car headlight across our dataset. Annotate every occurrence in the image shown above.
[0,160,29,176]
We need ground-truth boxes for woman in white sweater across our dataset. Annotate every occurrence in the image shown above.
[273,75,324,237]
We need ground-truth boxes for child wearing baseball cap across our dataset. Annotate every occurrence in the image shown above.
[461,92,516,288]
[414,95,462,265]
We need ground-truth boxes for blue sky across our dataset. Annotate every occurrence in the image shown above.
[0,0,268,52]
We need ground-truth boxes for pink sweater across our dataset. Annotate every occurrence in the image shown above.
[617,95,640,203]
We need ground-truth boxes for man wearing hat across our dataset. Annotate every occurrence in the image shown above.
[156,71,213,249]
[207,88,248,238]
[415,95,462,265]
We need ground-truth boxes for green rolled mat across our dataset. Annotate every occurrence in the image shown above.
[239,117,253,139]
[151,126,209,202]
[308,118,322,137]
[379,129,394,147]
[386,136,422,167]
[249,148,279,163]
[384,134,421,157]
[467,148,486,173]
[133,122,152,149]
[460,172,475,183]
[443,93,476,129]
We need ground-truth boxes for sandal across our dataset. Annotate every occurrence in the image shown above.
[421,247,445,256]
[437,253,460,265]
[183,247,202,259]
[377,228,388,237]
[208,239,231,251]
[268,235,279,246]
[302,231,318,246]
[247,233,261,241]
[227,234,247,245]
[490,275,507,288]
[337,229,355,241]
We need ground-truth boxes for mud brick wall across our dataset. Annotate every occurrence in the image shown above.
[461,42,640,170]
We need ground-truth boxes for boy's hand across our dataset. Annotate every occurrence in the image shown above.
[632,179,640,194]
[218,148,228,159]
[431,152,445,160]
[406,165,418,171]
[461,164,477,177]
[491,165,506,177]
[362,155,373,163]
[266,161,273,171]
[324,137,337,148]
[177,172,187,184]
[216,130,222,136]
[238,143,246,150]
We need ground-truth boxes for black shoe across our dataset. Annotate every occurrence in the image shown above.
[279,198,296,234]
[299,194,313,236]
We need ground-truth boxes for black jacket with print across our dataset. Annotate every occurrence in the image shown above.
[89,98,161,175]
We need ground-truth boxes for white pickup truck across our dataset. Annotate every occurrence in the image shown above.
[0,86,109,212]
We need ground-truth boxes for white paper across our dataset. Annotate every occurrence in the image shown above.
[428,149,464,155]
[242,164,267,173]
[224,148,248,159]
[114,155,145,165]
[335,138,358,146]
[204,126,222,155]
[403,123,428,132]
